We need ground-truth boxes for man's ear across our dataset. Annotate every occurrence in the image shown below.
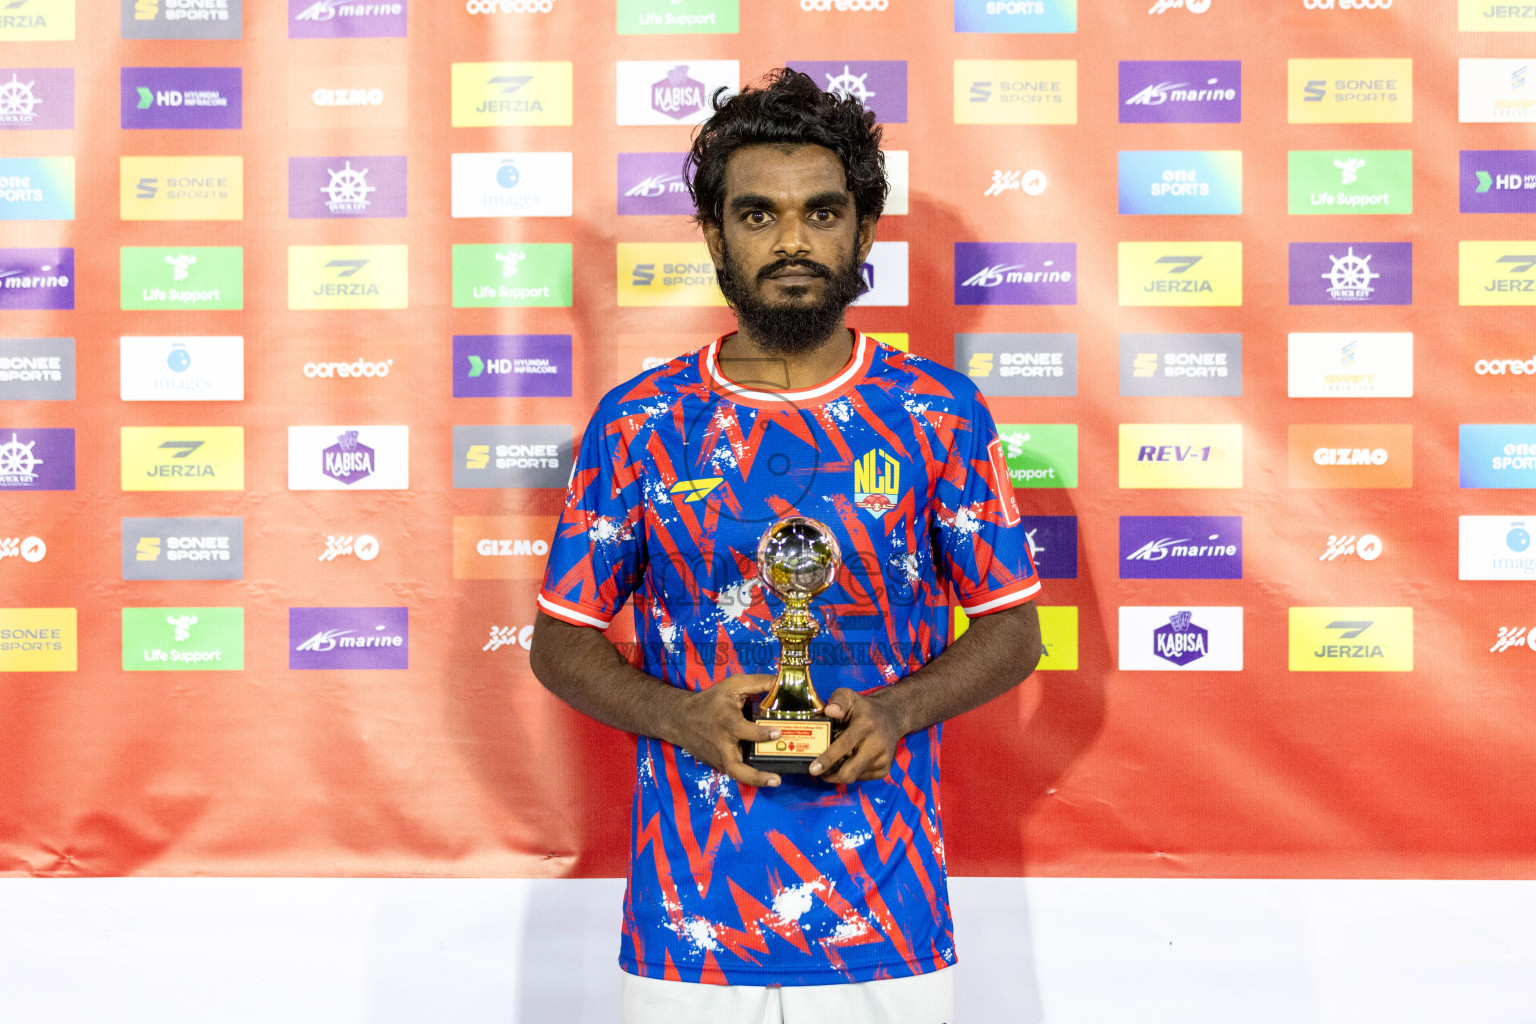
[856,215,878,264]
[702,219,725,268]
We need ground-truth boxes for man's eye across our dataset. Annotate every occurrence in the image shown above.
[812,209,834,221]
[745,211,769,224]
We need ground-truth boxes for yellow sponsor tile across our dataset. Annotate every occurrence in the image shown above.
[1459,241,1536,305]
[1288,59,1412,124]
[120,157,243,222]
[867,333,908,352]
[1459,0,1536,30]
[954,605,1074,670]
[0,608,76,672]
[617,243,726,307]
[0,0,73,40]
[121,427,244,492]
[451,62,573,127]
[1119,424,1243,489]
[954,60,1077,125]
[1289,607,1413,672]
[1118,242,1242,307]
[288,245,409,310]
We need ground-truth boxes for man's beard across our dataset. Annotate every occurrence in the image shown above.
[716,239,868,355]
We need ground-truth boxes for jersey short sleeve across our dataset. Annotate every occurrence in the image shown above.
[537,401,648,629]
[932,391,1040,617]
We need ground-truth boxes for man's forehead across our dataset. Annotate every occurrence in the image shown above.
[722,144,850,198]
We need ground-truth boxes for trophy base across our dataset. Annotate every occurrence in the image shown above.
[740,710,835,776]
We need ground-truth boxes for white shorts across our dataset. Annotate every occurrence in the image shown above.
[619,966,954,1024]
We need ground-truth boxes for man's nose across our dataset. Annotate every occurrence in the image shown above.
[771,216,811,257]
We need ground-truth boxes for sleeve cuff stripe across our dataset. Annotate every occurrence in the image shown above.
[537,593,613,629]
[961,580,1041,616]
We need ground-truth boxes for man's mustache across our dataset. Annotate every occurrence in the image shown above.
[757,259,832,283]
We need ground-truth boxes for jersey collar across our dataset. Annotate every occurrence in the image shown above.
[702,330,874,409]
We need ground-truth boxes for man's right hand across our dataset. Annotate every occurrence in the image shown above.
[669,673,783,789]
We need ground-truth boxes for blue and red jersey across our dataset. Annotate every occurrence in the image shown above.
[539,331,1039,986]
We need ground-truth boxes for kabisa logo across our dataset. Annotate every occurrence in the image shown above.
[1154,611,1208,666]
[0,428,72,490]
[123,0,241,39]
[1118,243,1242,306]
[319,534,379,562]
[0,0,73,40]
[450,152,572,218]
[120,336,244,401]
[468,0,556,13]
[1119,61,1240,124]
[1149,0,1210,11]
[0,69,73,130]
[484,625,534,652]
[956,333,1077,398]
[1119,516,1242,579]
[1460,425,1536,489]
[0,157,74,222]
[953,0,1076,33]
[1460,242,1536,306]
[1491,626,1536,655]
[453,243,573,308]
[289,607,409,670]
[1119,333,1242,398]
[0,535,46,562]
[853,449,902,518]
[0,248,73,310]
[1288,242,1411,305]
[0,337,75,401]
[453,516,558,580]
[322,430,374,486]
[1289,59,1412,123]
[1461,0,1536,30]
[454,425,571,490]
[1461,151,1536,214]
[1118,424,1243,489]
[122,607,243,671]
[120,427,243,492]
[654,64,703,120]
[452,62,572,127]
[303,356,393,379]
[996,424,1078,488]
[290,156,406,219]
[1460,516,1536,579]
[121,247,243,311]
[122,517,243,581]
[290,0,406,38]
[955,60,1077,125]
[121,68,241,130]
[954,243,1076,305]
[454,335,573,398]
[618,152,692,215]
[1118,606,1242,671]
[1288,608,1413,672]
[1288,424,1412,489]
[1117,151,1242,215]
[984,169,1048,196]
[1321,533,1382,562]
[786,61,907,123]
[288,426,407,490]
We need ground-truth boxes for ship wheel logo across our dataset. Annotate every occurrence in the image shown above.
[0,433,43,486]
[322,160,375,214]
[0,74,40,124]
[822,66,875,105]
[1321,246,1378,302]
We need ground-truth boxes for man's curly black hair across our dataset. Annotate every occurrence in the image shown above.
[685,68,888,228]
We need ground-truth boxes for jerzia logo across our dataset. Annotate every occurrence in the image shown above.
[120,427,243,491]
[1288,606,1412,671]
[452,62,572,126]
[288,245,407,309]
[1119,243,1241,306]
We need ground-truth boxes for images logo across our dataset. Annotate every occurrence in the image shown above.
[786,61,906,122]
[120,336,244,401]
[617,152,692,215]
[1460,516,1536,579]
[0,157,73,221]
[1287,333,1413,398]
[954,243,1076,305]
[996,424,1077,489]
[289,155,406,219]
[290,607,408,670]
[0,608,76,671]
[1289,607,1412,671]
[1018,516,1077,580]
[1118,243,1242,306]
[122,0,240,38]
[1460,242,1536,305]
[615,61,738,126]
[290,0,405,37]
[120,156,242,221]
[1119,516,1242,579]
[955,333,1077,398]
[452,62,570,127]
[122,607,243,671]
[121,67,240,130]
[1119,60,1240,123]
[1118,333,1242,398]
[1288,242,1411,305]
[1119,425,1242,489]
[1118,151,1241,215]
[453,243,571,308]
[618,0,736,34]
[453,515,558,579]
[954,0,1076,33]
[1460,425,1536,489]
[1460,59,1536,122]
[454,335,573,398]
[1321,533,1383,562]
[453,424,571,489]
[1287,424,1412,489]
[0,248,73,310]
[0,428,72,490]
[121,427,242,491]
[122,517,243,581]
[0,68,72,130]
[287,426,408,491]
[0,0,73,40]
[1289,150,1412,215]
[1289,59,1412,123]
[450,152,571,218]
[1461,0,1536,29]
[618,243,725,307]
[121,246,242,311]
[288,245,407,310]
[1118,607,1243,671]
[0,337,73,401]
[955,60,1077,124]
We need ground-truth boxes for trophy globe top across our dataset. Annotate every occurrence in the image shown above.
[756,517,841,603]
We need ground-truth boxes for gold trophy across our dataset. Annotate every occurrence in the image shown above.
[743,516,842,774]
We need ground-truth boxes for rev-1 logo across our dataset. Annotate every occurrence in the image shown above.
[0,535,45,562]
[1316,620,1383,658]
[320,534,379,562]
[483,624,533,651]
[1137,443,1212,462]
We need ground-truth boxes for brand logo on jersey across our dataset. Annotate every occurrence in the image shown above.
[1289,607,1412,671]
[451,152,571,219]
[614,61,736,126]
[1288,242,1411,305]
[288,426,407,490]
[0,248,73,310]
[1118,424,1243,489]
[453,516,558,579]
[1119,606,1243,671]
[1289,59,1412,123]
[955,60,1077,124]
[956,333,1077,397]
[996,424,1078,489]
[1119,243,1242,306]
[123,607,243,671]
[0,157,73,221]
[1118,333,1242,397]
[123,0,241,38]
[1460,425,1536,488]
[289,155,406,219]
[1119,61,1240,123]
[617,152,691,215]
[120,156,242,221]
[120,246,242,310]
[1459,242,1536,305]
[669,478,724,503]
[1287,333,1413,398]
[0,0,73,40]
[0,337,73,401]
[120,336,244,401]
[1288,425,1412,489]
[122,517,243,580]
[1120,516,1242,579]
[0,608,76,671]
[290,607,408,670]
[289,0,405,37]
[0,535,45,562]
[1118,151,1242,215]
[0,68,72,129]
[288,245,407,309]
[954,243,1076,305]
[0,428,72,490]
[954,0,1076,33]
[852,449,902,518]
[121,427,242,491]
[1321,533,1382,562]
[453,334,573,398]
[618,242,725,307]
[121,67,241,130]
[454,424,571,489]
[786,61,907,122]
[1461,0,1536,29]
[319,534,379,562]
[453,243,572,308]
[451,62,570,126]
[1289,149,1412,214]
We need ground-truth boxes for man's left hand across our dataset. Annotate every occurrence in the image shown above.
[809,687,904,784]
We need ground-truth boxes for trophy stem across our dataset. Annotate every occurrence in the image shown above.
[758,603,825,718]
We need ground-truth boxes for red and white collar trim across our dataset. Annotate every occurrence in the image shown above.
[703,330,874,408]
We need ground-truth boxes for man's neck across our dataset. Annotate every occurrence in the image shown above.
[717,324,855,393]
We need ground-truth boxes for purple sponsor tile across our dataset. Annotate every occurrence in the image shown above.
[0,69,73,131]
[1020,515,1077,580]
[786,61,907,123]
[290,0,406,37]
[1120,516,1242,580]
[1460,150,1536,214]
[1288,242,1412,306]
[0,248,73,311]
[290,607,409,670]
[0,428,74,491]
[1119,60,1241,124]
[955,243,1076,306]
[453,335,573,398]
[617,153,692,216]
[121,68,242,130]
[289,155,406,219]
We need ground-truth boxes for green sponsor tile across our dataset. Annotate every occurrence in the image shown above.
[122,607,244,671]
[452,243,572,308]
[617,0,738,33]
[121,247,244,310]
[1288,150,1412,215]
[997,424,1078,489]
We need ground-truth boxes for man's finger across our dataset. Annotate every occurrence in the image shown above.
[726,673,776,695]
[722,758,781,789]
[823,688,862,719]
[821,741,876,785]
[808,725,863,777]
[730,717,782,743]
